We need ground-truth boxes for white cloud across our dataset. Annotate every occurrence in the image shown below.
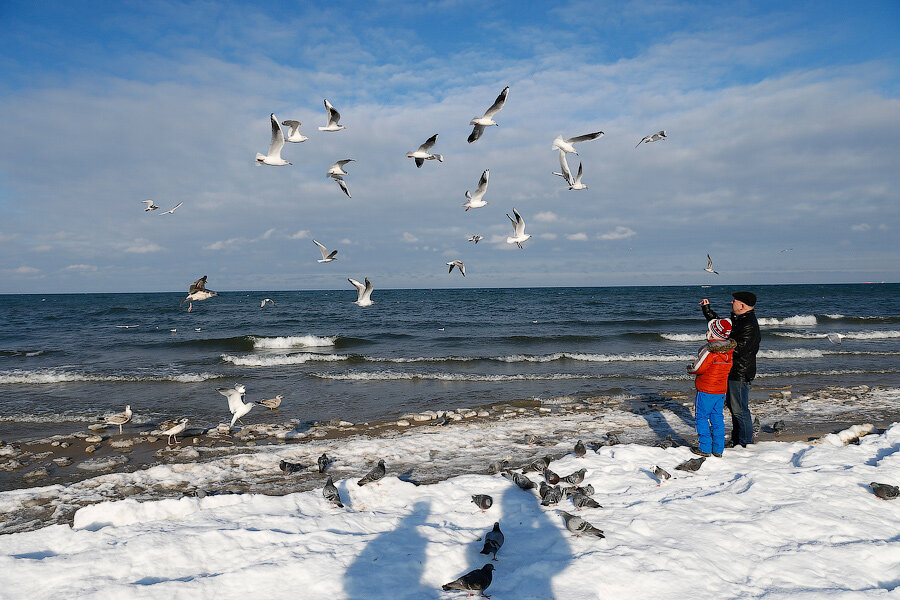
[125,239,163,253]
[339,238,353,245]
[442,249,460,257]
[402,232,419,243]
[30,245,53,252]
[261,228,277,239]
[63,264,98,272]
[598,226,637,240]
[13,266,39,274]
[539,233,558,240]
[290,230,310,240]
[566,232,589,241]
[204,238,243,251]
[533,211,559,223]
[0,232,18,242]
[850,223,871,232]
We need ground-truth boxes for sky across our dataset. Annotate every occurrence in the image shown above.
[0,0,898,293]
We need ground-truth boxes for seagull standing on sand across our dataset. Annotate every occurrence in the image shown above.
[255,113,292,166]
[159,202,183,215]
[141,200,159,212]
[217,383,254,428]
[506,208,532,249]
[318,99,346,131]
[468,86,509,143]
[705,254,719,275]
[636,130,667,148]
[552,131,604,155]
[105,405,132,434]
[463,169,490,210]
[281,119,308,143]
[181,275,218,312]
[260,298,275,308]
[468,234,483,244]
[258,394,282,409]
[348,277,374,306]
[162,418,188,445]
[447,260,466,277]
[313,240,338,263]
[407,134,443,167]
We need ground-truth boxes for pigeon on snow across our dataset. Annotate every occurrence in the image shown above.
[323,476,344,508]
[357,459,386,486]
[472,494,493,511]
[558,511,605,538]
[442,564,494,596]
[479,522,504,560]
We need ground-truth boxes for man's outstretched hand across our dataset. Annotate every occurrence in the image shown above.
[699,298,710,306]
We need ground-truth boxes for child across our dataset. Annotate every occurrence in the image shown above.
[687,318,737,457]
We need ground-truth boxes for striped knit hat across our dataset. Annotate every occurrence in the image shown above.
[707,318,733,341]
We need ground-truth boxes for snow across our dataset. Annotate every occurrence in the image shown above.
[1,422,898,599]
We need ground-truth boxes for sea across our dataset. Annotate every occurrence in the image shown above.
[1,283,898,441]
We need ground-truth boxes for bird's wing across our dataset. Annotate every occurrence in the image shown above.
[337,159,355,168]
[141,200,154,206]
[415,157,424,168]
[313,239,329,259]
[282,120,300,134]
[268,113,285,156]
[635,137,647,148]
[334,176,351,197]
[447,262,455,273]
[165,201,183,213]
[557,149,573,184]
[565,131,604,144]
[483,86,509,118]
[707,254,713,269]
[418,134,438,151]
[467,124,485,144]
[326,250,338,260]
[476,169,490,194]
[361,278,374,302]
[459,262,466,277]
[513,208,526,236]
[189,276,208,293]
[217,388,244,414]
[324,99,341,125]
[574,162,583,184]
[348,278,365,299]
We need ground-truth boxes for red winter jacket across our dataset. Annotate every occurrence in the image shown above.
[688,339,737,394]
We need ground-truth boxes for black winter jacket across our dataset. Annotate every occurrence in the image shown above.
[703,304,761,382]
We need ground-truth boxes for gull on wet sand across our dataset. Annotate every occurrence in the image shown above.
[260,298,275,308]
[159,202,183,215]
[105,405,132,434]
[217,383,254,428]
[636,130,667,148]
[468,86,509,143]
[407,134,443,167]
[255,113,292,166]
[313,240,338,263]
[141,200,159,212]
[258,394,282,409]
[180,275,218,312]
[552,131,604,155]
[162,418,188,445]
[468,234,483,244]
[318,99,346,132]
[506,208,532,249]
[705,254,719,275]
[281,119,308,143]
[447,260,466,277]
[463,169,490,210]
[348,277,374,306]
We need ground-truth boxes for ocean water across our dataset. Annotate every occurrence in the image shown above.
[1,283,898,440]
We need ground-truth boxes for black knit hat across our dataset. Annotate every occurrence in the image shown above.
[732,291,757,307]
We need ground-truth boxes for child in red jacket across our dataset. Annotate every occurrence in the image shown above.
[687,318,736,457]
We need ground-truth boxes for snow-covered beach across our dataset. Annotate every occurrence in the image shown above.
[1,385,899,599]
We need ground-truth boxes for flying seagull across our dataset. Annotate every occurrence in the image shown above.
[447,260,466,277]
[141,200,159,212]
[568,162,587,190]
[105,405,132,434]
[255,113,292,166]
[260,298,275,308]
[217,383,254,428]
[468,85,509,143]
[407,134,443,167]
[180,275,218,312]
[552,131,604,155]
[326,159,355,178]
[506,208,532,249]
[636,130,667,148]
[313,240,338,263]
[552,148,574,186]
[705,254,719,275]
[281,119,308,143]
[463,169,490,210]
[468,234,483,244]
[348,277,374,306]
[331,175,351,198]
[159,201,183,215]
[318,99,346,132]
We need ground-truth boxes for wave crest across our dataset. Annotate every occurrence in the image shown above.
[251,335,337,349]
[222,353,348,367]
[0,370,221,385]
[758,315,817,326]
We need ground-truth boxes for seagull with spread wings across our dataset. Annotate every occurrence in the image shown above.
[468,86,509,143]
[318,99,345,132]
[313,240,338,263]
[180,275,218,312]
[406,134,443,167]
[255,113,292,166]
[552,131,604,155]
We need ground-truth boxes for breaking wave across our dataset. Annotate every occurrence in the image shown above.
[222,353,348,367]
[310,371,601,382]
[0,370,222,385]
[758,315,817,326]
[250,335,338,349]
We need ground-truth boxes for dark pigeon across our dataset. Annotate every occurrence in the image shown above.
[574,440,586,458]
[562,468,586,485]
[656,434,676,449]
[569,483,595,497]
[542,466,560,485]
[472,494,493,511]
[675,457,706,472]
[871,482,899,500]
[279,459,303,475]
[317,452,330,473]
[487,459,509,475]
[559,511,605,538]
[653,466,671,482]
[570,492,602,509]
[524,456,552,473]
[606,432,621,446]
[524,433,541,445]
[540,482,563,506]
[442,564,494,595]
[773,420,785,434]
[753,416,761,434]
[357,459,386,486]
[323,476,343,508]
[503,470,536,490]
[479,522,504,560]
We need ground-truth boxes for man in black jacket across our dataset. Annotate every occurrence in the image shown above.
[700,291,761,447]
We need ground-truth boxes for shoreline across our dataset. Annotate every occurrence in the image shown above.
[1,383,898,534]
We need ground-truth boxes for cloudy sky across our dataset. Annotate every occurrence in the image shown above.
[1,1,897,293]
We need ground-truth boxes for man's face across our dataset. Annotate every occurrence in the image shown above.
[732,299,752,314]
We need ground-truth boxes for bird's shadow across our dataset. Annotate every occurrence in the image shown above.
[343,501,432,600]
[622,393,693,446]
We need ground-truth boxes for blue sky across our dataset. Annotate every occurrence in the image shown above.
[1,1,898,293]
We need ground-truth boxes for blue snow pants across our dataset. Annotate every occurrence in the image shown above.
[695,390,726,455]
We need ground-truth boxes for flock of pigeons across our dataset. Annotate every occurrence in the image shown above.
[164,87,676,310]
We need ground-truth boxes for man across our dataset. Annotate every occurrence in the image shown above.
[699,291,761,447]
